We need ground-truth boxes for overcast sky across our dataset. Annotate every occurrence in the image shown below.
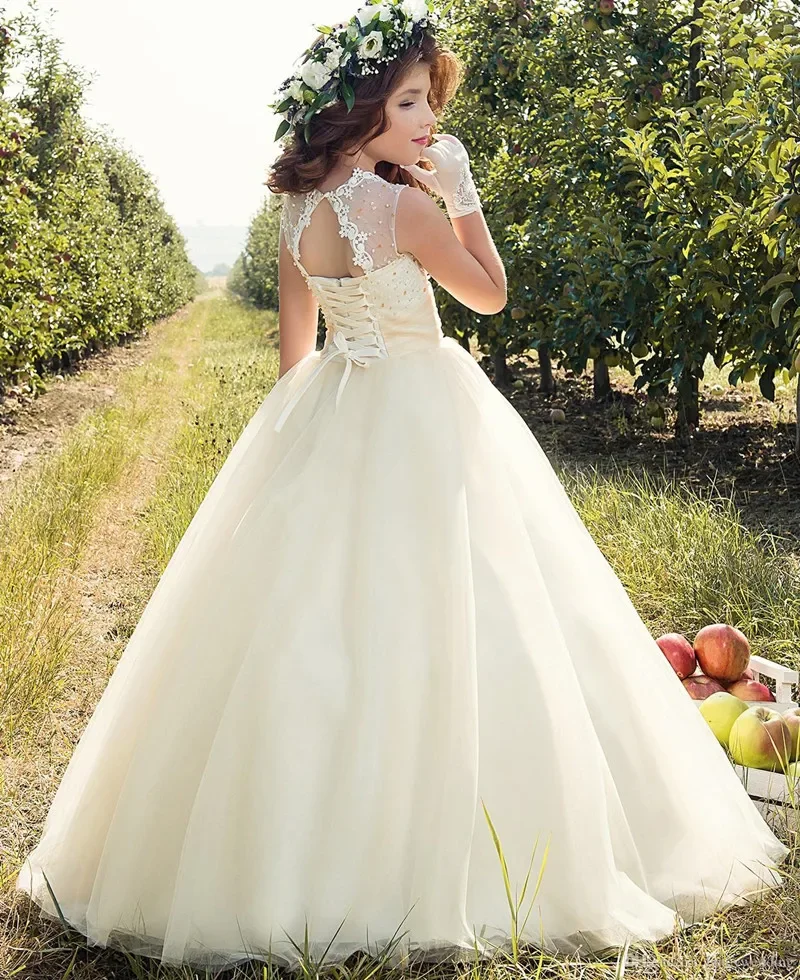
[5,0,356,228]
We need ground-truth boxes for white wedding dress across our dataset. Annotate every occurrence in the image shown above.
[16,166,790,972]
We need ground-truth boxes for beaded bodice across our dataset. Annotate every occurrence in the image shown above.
[275,167,444,432]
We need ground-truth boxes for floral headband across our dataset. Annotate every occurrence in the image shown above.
[269,0,450,145]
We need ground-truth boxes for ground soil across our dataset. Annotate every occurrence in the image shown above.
[486,350,800,556]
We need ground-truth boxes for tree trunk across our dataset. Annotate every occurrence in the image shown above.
[593,358,611,400]
[538,343,555,394]
[675,369,700,450]
[795,375,799,458]
[493,344,512,386]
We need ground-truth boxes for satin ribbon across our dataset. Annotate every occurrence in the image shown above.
[273,324,387,432]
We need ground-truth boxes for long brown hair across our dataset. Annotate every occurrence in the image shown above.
[265,30,463,196]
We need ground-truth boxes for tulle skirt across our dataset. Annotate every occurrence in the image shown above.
[15,337,790,971]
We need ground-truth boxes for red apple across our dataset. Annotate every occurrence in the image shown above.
[655,633,696,679]
[693,624,751,684]
[682,674,726,699]
[741,666,755,681]
[725,678,775,702]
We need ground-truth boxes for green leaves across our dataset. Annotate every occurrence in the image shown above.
[0,21,196,391]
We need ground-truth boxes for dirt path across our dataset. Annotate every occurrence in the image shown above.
[0,285,225,499]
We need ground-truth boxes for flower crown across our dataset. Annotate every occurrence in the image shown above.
[269,0,450,145]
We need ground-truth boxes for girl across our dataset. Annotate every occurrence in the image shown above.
[16,0,789,971]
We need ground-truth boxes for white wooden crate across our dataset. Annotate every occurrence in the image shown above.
[692,655,800,809]
[747,653,798,705]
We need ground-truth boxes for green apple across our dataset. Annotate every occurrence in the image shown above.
[729,706,792,771]
[698,691,748,747]
[786,760,800,791]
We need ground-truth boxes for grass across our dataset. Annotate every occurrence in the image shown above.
[0,348,176,752]
[1,292,798,979]
[561,462,800,669]
[141,297,279,574]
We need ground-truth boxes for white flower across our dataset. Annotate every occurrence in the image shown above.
[287,77,305,100]
[356,3,392,28]
[300,59,332,91]
[400,0,429,21]
[324,42,344,71]
[346,21,360,40]
[358,29,384,59]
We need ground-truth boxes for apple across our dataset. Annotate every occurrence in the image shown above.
[598,0,615,13]
[549,408,566,423]
[655,632,696,679]
[741,666,755,681]
[787,760,800,789]
[725,678,775,702]
[693,623,750,684]
[782,707,800,762]
[728,706,792,771]
[682,674,725,699]
[698,691,749,747]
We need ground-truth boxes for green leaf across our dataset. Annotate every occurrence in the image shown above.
[274,119,291,141]
[771,288,793,328]
[759,368,775,401]
[760,272,795,295]
[341,80,355,112]
[708,213,734,237]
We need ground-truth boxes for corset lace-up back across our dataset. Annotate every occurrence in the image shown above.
[276,167,444,431]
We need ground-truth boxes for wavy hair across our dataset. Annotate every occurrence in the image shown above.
[265,29,463,196]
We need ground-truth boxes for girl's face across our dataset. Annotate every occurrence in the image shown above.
[363,61,438,168]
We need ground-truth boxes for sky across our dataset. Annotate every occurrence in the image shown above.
[4,0,356,230]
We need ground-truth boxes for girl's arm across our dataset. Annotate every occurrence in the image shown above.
[277,233,319,379]
[395,187,507,316]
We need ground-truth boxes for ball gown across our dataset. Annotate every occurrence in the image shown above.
[15,166,790,971]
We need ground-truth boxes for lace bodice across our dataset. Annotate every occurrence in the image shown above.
[275,167,444,433]
[281,167,410,279]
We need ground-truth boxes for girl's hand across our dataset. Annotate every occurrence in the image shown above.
[400,133,482,219]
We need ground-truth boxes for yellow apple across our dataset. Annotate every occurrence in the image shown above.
[698,691,749,747]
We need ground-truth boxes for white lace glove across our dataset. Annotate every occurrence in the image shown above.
[399,133,482,220]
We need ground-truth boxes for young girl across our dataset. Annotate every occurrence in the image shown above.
[15,0,790,972]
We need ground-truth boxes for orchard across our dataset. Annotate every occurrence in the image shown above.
[439,0,800,451]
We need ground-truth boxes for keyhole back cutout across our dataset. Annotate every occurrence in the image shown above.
[297,197,364,281]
